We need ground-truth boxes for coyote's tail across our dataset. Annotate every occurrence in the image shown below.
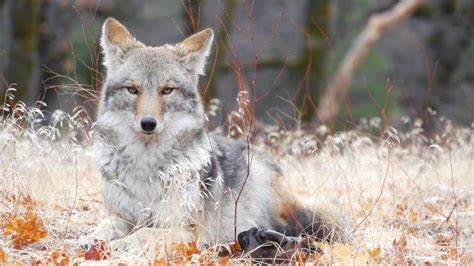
[282,204,351,242]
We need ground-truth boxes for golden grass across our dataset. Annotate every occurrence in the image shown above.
[0,102,473,264]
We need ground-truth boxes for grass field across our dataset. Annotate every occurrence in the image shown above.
[1,101,473,264]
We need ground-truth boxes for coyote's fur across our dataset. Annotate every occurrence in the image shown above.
[90,18,348,250]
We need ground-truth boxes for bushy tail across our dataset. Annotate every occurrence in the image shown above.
[238,202,351,261]
[276,198,352,243]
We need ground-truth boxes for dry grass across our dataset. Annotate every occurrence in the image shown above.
[0,93,473,264]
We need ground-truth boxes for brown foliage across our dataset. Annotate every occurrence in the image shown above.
[84,239,111,261]
[3,210,48,249]
[47,249,71,265]
[0,248,7,263]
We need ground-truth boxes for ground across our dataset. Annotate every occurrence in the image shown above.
[0,107,473,264]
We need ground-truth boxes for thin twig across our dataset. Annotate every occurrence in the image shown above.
[352,146,391,233]
[64,147,79,234]
[447,140,459,261]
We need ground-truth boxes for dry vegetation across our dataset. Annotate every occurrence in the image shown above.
[0,86,473,264]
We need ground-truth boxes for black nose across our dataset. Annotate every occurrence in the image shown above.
[140,117,157,132]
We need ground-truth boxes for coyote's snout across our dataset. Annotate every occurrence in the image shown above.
[132,86,165,136]
[89,17,349,256]
[140,117,157,133]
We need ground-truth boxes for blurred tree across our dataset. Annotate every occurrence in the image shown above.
[295,0,330,122]
[3,0,41,104]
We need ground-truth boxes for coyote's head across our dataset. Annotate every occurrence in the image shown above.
[97,18,213,143]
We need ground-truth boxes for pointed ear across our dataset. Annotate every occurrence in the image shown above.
[101,18,144,68]
[175,28,214,76]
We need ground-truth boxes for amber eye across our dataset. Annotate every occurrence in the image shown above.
[125,86,138,95]
[162,87,175,95]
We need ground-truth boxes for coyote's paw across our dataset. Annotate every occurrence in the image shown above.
[238,227,312,262]
[110,228,169,259]
[238,228,287,251]
[76,217,132,252]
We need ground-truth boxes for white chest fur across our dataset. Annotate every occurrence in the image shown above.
[92,125,212,230]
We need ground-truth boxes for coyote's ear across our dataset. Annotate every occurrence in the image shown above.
[101,18,143,68]
[175,28,214,76]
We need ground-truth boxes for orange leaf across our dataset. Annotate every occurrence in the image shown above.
[153,258,168,266]
[218,256,230,265]
[188,241,199,255]
[409,210,418,223]
[20,193,36,210]
[292,250,307,265]
[367,247,381,258]
[47,249,70,266]
[175,241,200,260]
[228,241,241,253]
[0,248,7,263]
[442,247,466,261]
[407,226,418,236]
[84,239,111,261]
[3,211,48,249]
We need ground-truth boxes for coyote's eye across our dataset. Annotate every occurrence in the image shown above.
[125,86,138,95]
[162,87,175,95]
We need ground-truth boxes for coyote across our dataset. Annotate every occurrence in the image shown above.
[90,18,347,253]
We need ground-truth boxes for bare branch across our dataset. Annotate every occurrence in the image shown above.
[318,0,425,123]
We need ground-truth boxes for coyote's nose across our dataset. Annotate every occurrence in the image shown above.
[140,117,157,132]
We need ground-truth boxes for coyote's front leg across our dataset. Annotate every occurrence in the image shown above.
[110,226,197,257]
[93,217,133,241]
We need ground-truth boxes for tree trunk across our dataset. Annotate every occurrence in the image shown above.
[4,0,41,104]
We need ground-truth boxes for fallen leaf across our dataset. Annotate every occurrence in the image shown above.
[217,255,230,265]
[47,249,70,265]
[84,239,111,261]
[392,235,407,254]
[228,241,241,254]
[367,246,381,263]
[392,234,408,264]
[3,211,48,249]
[19,193,36,210]
[407,226,418,236]
[175,241,200,260]
[395,204,407,217]
[368,247,381,258]
[410,210,418,223]
[435,235,452,249]
[153,258,168,266]
[219,241,241,257]
[0,248,7,263]
[291,250,306,265]
[442,247,466,261]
